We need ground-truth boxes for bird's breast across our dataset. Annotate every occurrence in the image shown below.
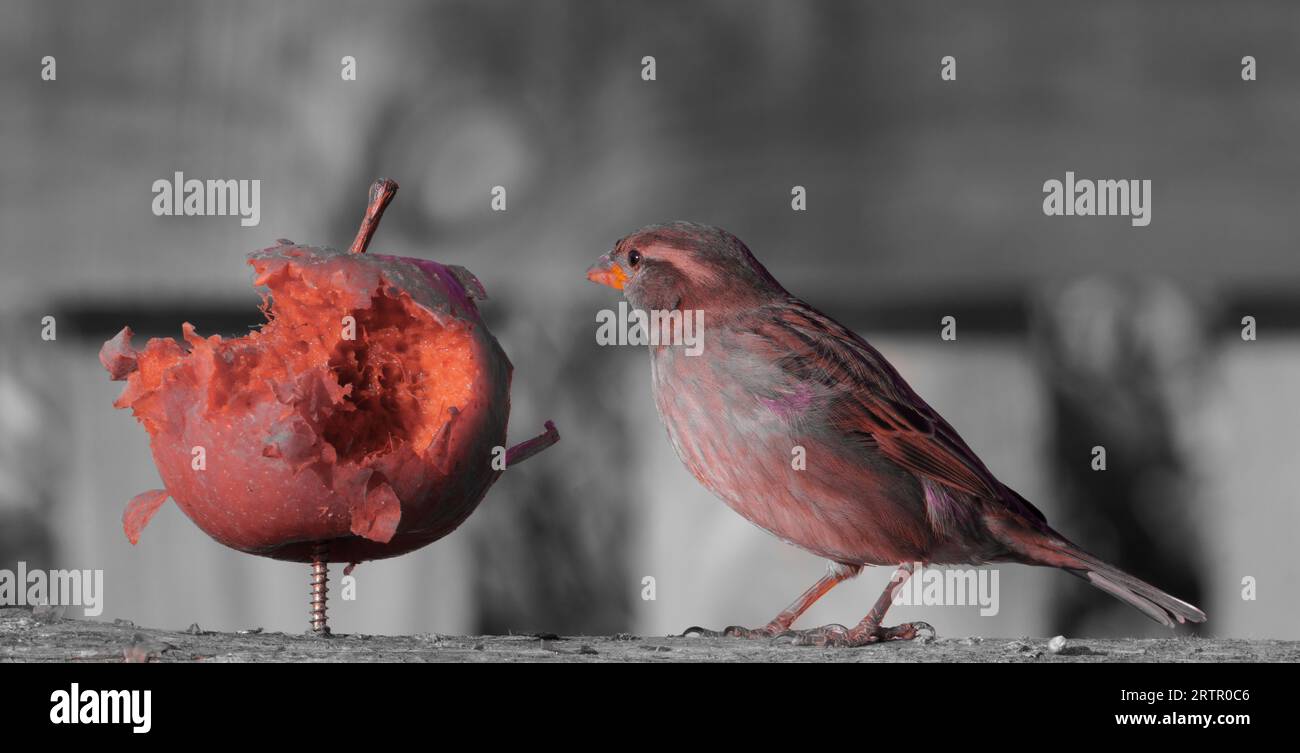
[648,346,933,565]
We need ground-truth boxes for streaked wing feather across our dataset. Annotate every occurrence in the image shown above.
[767,299,1002,502]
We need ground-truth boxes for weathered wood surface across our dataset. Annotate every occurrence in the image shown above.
[2,608,1295,662]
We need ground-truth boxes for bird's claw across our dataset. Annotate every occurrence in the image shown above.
[680,624,780,639]
[775,620,936,647]
[774,623,852,647]
[903,621,937,642]
[680,625,719,638]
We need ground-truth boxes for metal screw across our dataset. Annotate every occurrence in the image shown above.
[310,541,330,635]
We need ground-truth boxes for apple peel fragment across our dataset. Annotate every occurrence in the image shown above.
[350,479,402,544]
[123,489,171,545]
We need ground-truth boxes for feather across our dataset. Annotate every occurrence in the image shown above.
[766,298,1006,505]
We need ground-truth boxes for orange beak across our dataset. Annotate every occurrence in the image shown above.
[585,255,628,290]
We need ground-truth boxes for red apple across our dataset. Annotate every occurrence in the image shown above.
[101,180,558,568]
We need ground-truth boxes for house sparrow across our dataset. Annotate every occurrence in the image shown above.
[587,222,1205,646]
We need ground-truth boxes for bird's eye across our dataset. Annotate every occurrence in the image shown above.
[627,248,642,267]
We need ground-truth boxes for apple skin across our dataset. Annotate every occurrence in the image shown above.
[103,242,520,564]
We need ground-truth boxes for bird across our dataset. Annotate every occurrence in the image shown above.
[586,221,1206,646]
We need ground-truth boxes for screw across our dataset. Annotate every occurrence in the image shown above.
[310,541,330,635]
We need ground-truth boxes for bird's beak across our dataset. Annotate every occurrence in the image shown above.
[585,254,627,290]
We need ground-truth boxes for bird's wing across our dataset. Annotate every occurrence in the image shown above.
[756,298,1006,504]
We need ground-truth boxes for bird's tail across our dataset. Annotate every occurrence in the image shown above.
[996,522,1206,628]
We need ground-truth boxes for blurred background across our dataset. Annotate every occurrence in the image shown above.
[1,0,1297,641]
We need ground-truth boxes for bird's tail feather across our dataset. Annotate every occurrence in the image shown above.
[999,526,1206,628]
[1064,556,1205,628]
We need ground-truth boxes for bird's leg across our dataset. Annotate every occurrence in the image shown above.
[778,562,936,647]
[682,562,860,639]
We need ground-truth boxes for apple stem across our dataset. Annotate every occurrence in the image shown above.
[349,178,399,254]
[504,421,561,468]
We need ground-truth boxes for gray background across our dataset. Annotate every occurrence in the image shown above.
[0,0,1296,640]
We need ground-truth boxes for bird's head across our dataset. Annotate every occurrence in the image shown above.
[586,222,787,311]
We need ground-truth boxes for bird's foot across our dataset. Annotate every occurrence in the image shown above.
[775,620,936,647]
[680,622,785,639]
